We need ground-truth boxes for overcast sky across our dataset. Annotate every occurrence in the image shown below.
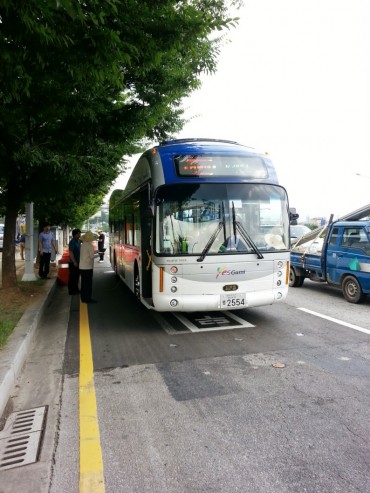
[113,0,370,223]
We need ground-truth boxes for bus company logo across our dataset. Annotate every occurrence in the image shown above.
[216,267,246,279]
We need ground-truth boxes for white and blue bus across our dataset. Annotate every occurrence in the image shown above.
[109,139,290,312]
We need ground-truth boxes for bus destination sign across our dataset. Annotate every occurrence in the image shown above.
[174,154,268,178]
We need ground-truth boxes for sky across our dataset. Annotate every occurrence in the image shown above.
[111,0,370,223]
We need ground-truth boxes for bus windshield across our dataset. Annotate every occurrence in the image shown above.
[155,183,289,256]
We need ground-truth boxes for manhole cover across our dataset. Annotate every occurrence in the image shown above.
[0,406,47,471]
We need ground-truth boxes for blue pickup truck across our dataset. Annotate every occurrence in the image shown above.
[289,220,370,303]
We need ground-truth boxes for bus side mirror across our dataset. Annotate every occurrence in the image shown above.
[289,208,299,225]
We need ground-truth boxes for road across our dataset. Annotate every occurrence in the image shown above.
[1,259,370,493]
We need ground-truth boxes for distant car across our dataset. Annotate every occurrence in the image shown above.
[0,224,4,250]
[290,224,311,243]
[290,225,325,252]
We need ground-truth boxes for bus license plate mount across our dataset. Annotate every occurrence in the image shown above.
[220,293,247,308]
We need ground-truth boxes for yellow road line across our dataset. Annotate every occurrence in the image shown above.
[79,302,105,492]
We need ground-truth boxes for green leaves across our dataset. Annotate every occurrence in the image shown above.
[0,0,239,226]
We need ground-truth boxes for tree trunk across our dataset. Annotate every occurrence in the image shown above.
[2,206,18,289]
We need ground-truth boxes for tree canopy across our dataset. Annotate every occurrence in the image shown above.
[0,0,240,287]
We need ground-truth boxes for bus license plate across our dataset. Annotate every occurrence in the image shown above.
[221,293,246,308]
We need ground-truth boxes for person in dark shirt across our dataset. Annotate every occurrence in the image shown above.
[68,228,81,295]
[97,230,106,262]
[19,233,26,260]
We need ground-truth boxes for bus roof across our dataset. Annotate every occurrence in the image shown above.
[121,138,281,198]
[160,138,245,146]
[157,138,255,152]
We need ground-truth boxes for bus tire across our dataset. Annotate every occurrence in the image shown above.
[342,275,364,303]
[134,266,141,301]
[289,267,304,287]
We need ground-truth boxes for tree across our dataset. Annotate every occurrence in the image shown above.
[0,0,241,287]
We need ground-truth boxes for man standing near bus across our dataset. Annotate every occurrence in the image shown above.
[38,223,57,279]
[97,230,106,262]
[68,228,81,294]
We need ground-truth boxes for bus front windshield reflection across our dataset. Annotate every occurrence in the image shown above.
[155,183,288,256]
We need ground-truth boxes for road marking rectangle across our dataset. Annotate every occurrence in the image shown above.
[174,311,255,333]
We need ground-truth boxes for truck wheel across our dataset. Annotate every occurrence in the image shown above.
[289,267,305,287]
[342,275,364,303]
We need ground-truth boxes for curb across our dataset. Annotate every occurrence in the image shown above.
[0,280,57,418]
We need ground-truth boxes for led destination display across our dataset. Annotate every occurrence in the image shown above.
[175,154,268,178]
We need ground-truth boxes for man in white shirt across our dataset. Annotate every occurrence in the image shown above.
[80,230,98,303]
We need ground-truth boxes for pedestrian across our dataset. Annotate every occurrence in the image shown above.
[38,223,57,279]
[19,233,26,260]
[79,230,98,303]
[68,228,81,295]
[97,230,106,262]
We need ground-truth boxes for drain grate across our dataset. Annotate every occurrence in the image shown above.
[0,406,47,471]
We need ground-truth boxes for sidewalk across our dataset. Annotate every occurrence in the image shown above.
[0,252,60,418]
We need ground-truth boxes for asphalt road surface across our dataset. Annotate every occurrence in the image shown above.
[1,259,369,493]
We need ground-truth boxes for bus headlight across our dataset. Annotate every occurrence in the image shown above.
[277,260,283,268]
[276,292,283,299]
[170,266,178,274]
[276,271,282,277]
[171,286,177,292]
[170,299,178,307]
[277,280,281,286]
[171,276,177,283]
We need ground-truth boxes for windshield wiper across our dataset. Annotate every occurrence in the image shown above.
[222,201,227,244]
[197,222,224,262]
[235,221,264,259]
[197,202,226,262]
[231,201,264,259]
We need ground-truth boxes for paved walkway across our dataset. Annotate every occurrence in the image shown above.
[0,251,60,418]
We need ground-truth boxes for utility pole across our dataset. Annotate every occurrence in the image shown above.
[22,202,37,281]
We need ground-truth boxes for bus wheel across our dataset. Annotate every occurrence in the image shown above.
[342,275,364,303]
[134,268,141,300]
[289,267,304,287]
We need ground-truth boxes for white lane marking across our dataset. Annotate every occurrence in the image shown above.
[151,312,189,335]
[226,311,255,326]
[298,308,370,335]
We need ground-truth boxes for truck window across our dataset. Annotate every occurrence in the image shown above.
[342,227,370,254]
[342,227,363,247]
[328,227,339,246]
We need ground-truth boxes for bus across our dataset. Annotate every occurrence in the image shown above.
[109,139,290,312]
